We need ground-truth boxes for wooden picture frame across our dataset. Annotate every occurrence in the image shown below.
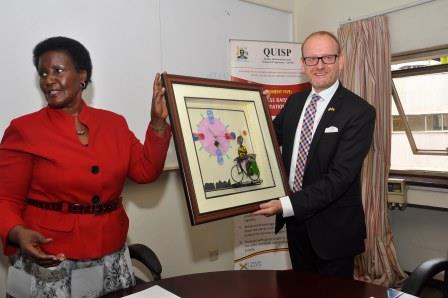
[162,73,289,225]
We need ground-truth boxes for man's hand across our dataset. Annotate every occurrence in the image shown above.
[253,199,282,217]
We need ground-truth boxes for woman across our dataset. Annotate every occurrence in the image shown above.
[0,36,171,297]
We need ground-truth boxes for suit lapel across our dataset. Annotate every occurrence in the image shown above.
[305,85,345,170]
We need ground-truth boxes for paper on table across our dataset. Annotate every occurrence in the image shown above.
[123,285,181,298]
[388,288,419,298]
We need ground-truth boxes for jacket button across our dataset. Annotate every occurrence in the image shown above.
[92,195,100,205]
[91,165,100,174]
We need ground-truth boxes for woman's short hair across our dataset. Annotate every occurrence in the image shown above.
[33,36,92,88]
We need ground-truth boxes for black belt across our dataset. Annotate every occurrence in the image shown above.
[25,197,121,215]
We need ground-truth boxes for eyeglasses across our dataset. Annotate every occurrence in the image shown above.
[303,55,338,66]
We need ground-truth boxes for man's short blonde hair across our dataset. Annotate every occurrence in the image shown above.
[301,31,341,56]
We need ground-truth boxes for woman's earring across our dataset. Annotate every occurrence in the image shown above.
[80,81,87,89]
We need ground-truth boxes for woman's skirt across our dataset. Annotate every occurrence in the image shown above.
[6,244,135,298]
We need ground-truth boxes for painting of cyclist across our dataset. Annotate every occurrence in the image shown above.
[237,135,248,161]
[237,135,258,175]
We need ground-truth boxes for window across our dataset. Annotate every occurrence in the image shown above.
[392,115,405,132]
[391,46,448,175]
[426,114,442,131]
[406,115,425,132]
[392,114,448,132]
[444,114,448,130]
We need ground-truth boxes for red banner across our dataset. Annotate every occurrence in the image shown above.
[231,76,310,117]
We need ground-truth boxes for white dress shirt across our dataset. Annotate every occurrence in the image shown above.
[279,80,339,217]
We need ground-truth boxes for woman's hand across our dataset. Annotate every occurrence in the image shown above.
[8,225,65,266]
[150,73,168,131]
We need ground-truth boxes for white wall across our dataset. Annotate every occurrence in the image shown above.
[294,0,448,54]
[242,0,295,12]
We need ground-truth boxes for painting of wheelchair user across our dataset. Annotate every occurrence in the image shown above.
[189,102,277,200]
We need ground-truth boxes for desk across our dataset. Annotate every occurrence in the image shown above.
[105,270,387,298]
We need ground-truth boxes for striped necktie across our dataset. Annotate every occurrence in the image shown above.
[292,94,320,192]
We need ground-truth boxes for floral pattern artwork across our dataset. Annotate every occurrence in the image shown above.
[192,109,236,165]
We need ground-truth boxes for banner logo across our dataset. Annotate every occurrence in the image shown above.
[236,47,248,60]
[263,47,292,57]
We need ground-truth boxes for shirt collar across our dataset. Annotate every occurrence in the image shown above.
[311,80,339,102]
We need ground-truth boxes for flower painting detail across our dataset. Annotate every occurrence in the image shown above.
[189,106,271,199]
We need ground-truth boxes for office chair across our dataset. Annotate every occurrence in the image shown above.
[401,258,448,298]
[128,243,162,282]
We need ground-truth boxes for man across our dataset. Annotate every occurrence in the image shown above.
[254,31,375,278]
[237,135,248,160]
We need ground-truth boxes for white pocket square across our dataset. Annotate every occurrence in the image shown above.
[324,126,338,133]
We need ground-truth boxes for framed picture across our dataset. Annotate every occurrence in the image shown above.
[162,73,290,225]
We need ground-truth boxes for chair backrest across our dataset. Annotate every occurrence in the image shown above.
[402,258,448,298]
[128,243,162,282]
